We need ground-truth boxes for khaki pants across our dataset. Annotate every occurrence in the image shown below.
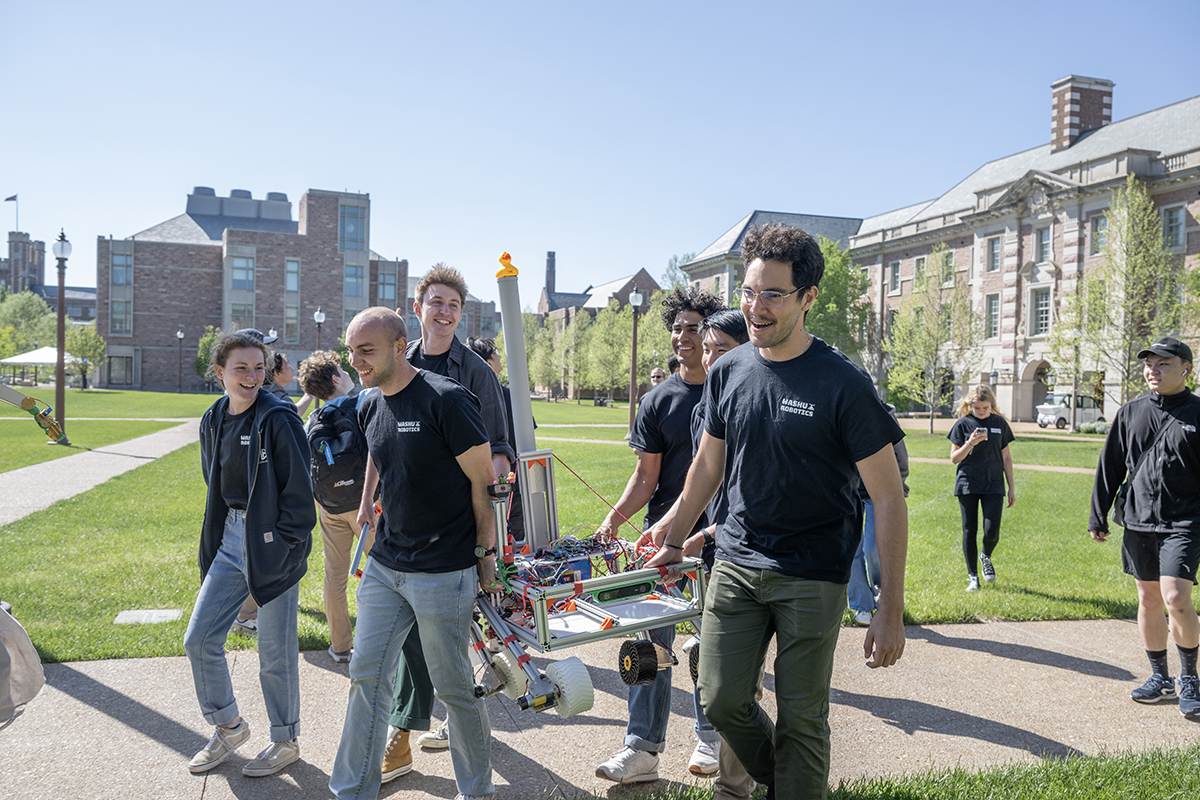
[320,505,374,653]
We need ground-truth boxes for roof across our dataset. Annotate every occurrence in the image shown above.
[583,275,634,309]
[29,285,96,302]
[543,291,592,313]
[131,213,299,245]
[688,210,863,265]
[857,93,1200,235]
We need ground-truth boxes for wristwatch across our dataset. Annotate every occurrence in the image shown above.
[474,545,497,559]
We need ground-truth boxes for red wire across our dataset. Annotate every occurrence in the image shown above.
[551,452,640,536]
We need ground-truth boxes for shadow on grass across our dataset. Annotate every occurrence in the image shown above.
[907,626,1135,680]
[831,689,1087,760]
[1002,585,1138,619]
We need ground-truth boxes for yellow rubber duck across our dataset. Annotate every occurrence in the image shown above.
[496,252,519,277]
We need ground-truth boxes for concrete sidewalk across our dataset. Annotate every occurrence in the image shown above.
[2,617,1190,799]
[0,419,199,526]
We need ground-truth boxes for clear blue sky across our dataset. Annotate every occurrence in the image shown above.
[3,1,1198,307]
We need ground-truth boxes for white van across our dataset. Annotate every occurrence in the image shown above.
[1036,393,1105,429]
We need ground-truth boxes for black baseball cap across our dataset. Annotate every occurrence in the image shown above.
[235,328,278,345]
[1138,337,1193,363]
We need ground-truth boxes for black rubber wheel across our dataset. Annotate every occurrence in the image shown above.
[688,643,700,684]
[1056,418,1067,429]
[618,640,659,686]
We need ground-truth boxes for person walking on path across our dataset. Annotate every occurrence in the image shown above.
[649,222,908,800]
[948,384,1015,592]
[330,307,498,800]
[1090,337,1200,717]
[850,404,910,624]
[184,331,315,777]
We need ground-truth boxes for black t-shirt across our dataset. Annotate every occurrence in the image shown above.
[690,401,719,569]
[629,372,706,528]
[409,346,451,377]
[219,404,256,510]
[704,339,904,582]
[358,371,489,573]
[948,414,1014,496]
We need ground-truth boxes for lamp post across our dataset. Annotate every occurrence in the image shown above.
[176,330,184,392]
[51,230,71,445]
[314,307,326,350]
[627,286,645,436]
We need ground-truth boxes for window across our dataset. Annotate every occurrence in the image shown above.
[340,206,366,251]
[111,253,132,285]
[110,300,132,334]
[1164,206,1185,249]
[888,261,900,292]
[231,303,253,332]
[108,356,133,385]
[231,257,254,291]
[986,294,1000,339]
[344,309,358,327]
[67,306,82,317]
[940,250,954,283]
[285,259,300,293]
[345,264,364,297]
[1032,288,1051,336]
[886,308,897,340]
[1036,228,1050,263]
[379,273,396,302]
[1090,216,1107,255]
[914,256,926,282]
[285,306,298,343]
[987,237,1001,272]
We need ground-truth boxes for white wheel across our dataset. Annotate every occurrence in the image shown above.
[546,656,594,718]
[491,650,526,700]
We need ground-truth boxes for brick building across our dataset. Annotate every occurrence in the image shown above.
[0,231,46,294]
[96,187,407,392]
[685,76,1200,420]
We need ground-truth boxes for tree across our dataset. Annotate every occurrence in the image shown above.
[585,300,632,400]
[637,289,672,380]
[1046,273,1107,431]
[65,323,107,390]
[194,325,221,382]
[496,310,540,392]
[885,243,984,433]
[560,311,592,399]
[661,253,695,291]
[0,290,55,351]
[807,236,871,358]
[1081,174,1189,405]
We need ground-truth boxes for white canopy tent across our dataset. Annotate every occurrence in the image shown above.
[0,346,80,367]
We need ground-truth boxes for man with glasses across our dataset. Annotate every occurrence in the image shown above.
[650,368,667,386]
[648,223,908,800]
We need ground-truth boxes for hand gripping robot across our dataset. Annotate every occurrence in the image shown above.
[0,384,66,444]
[351,253,705,719]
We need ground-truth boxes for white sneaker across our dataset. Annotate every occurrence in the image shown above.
[595,746,659,783]
[188,720,251,773]
[328,645,352,663]
[853,609,873,626]
[230,618,257,636]
[966,575,980,592]
[688,739,720,775]
[417,721,450,750]
[241,738,300,777]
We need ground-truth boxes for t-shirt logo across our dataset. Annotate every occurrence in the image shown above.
[240,434,251,446]
[396,421,421,433]
[260,448,268,463]
[781,398,814,417]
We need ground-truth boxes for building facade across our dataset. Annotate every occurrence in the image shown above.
[96,187,407,392]
[0,231,46,294]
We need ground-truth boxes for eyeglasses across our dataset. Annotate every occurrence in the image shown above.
[738,286,801,308]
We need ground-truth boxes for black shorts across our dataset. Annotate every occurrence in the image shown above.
[1121,529,1200,584]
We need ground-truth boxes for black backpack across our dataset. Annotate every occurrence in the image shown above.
[307,398,368,514]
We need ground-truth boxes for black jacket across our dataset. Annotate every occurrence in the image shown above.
[1089,388,1200,534]
[198,389,315,605]
[406,336,516,463]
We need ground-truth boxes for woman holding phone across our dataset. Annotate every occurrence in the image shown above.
[948,384,1016,592]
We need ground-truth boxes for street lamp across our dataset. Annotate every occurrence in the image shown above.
[627,286,645,435]
[51,230,71,445]
[314,307,326,350]
[176,330,185,393]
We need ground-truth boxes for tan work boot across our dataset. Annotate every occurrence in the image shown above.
[381,727,413,783]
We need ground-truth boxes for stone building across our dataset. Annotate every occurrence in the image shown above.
[95,187,407,392]
[0,231,46,294]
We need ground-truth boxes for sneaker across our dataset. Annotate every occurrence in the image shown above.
[595,746,659,783]
[455,795,491,800]
[381,728,413,782]
[980,553,996,583]
[328,645,352,663]
[188,720,251,773]
[242,738,299,777]
[1179,675,1200,718]
[417,721,450,750]
[966,575,980,592]
[1131,673,1176,704]
[230,618,257,636]
[853,609,873,626]
[688,739,720,775]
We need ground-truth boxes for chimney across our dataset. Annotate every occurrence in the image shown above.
[1051,75,1114,153]
[546,251,556,294]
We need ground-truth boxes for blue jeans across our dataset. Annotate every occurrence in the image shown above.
[184,509,301,741]
[625,623,717,753]
[848,500,880,614]
[698,560,845,799]
[329,558,493,799]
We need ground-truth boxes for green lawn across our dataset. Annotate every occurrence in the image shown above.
[0,387,222,419]
[1,419,181,474]
[903,432,1107,470]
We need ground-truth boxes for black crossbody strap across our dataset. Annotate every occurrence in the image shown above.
[1127,415,1174,485]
